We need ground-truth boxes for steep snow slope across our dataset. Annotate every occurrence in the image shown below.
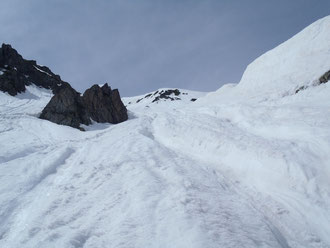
[1,16,330,248]
[238,15,330,98]
[200,15,330,103]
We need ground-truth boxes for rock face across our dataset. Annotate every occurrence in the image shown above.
[319,70,330,84]
[0,68,26,96]
[1,43,128,130]
[39,86,91,129]
[0,43,70,96]
[40,84,128,129]
[83,84,128,123]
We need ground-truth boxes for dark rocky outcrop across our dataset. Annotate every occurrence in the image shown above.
[0,43,70,96]
[152,89,181,103]
[82,84,128,123]
[152,89,181,102]
[133,89,183,104]
[0,68,26,96]
[295,69,330,94]
[319,70,330,84]
[0,43,128,130]
[39,86,91,129]
[40,83,127,129]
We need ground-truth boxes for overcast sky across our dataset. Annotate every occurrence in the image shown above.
[1,0,330,96]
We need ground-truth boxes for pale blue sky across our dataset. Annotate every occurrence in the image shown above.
[1,0,330,96]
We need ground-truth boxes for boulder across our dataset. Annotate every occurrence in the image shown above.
[40,83,128,130]
[39,86,91,129]
[82,84,128,123]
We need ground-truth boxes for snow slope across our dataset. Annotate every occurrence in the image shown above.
[200,15,330,103]
[1,16,330,248]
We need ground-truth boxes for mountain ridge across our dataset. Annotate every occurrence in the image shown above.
[0,43,128,129]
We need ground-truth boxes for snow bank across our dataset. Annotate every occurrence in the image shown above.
[237,15,330,99]
[199,15,330,105]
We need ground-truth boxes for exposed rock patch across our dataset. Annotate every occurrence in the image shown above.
[82,84,128,123]
[40,84,128,129]
[133,89,184,104]
[0,68,26,96]
[319,70,330,84]
[39,86,91,130]
[0,43,128,130]
[152,89,181,103]
[0,43,70,96]
[295,69,330,94]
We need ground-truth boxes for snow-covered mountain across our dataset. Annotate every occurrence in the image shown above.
[123,88,206,111]
[1,16,330,248]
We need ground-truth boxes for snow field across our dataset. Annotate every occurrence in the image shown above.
[1,15,330,248]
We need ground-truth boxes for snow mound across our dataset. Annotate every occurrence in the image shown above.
[202,15,330,104]
[238,15,330,99]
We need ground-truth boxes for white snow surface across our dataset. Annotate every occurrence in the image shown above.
[1,16,330,248]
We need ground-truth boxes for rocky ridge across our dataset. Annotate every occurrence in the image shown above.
[0,44,70,96]
[0,43,127,130]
